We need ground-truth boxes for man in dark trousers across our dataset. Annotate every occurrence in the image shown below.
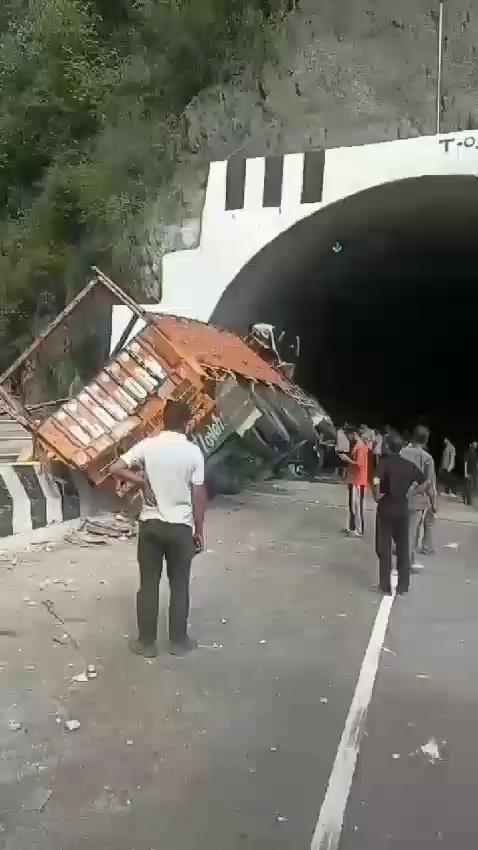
[111,399,207,657]
[373,431,429,596]
[401,426,437,567]
[464,441,478,506]
[338,426,368,536]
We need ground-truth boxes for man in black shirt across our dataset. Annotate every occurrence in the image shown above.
[464,441,478,506]
[373,432,428,596]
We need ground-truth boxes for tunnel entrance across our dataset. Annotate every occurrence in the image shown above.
[211,175,478,461]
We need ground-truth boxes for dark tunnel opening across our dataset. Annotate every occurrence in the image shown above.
[211,175,478,465]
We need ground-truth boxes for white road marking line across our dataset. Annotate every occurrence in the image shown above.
[310,584,395,850]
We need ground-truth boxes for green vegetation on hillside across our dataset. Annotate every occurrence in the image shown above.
[0,0,278,372]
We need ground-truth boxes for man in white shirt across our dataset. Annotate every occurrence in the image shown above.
[440,437,456,494]
[111,400,207,657]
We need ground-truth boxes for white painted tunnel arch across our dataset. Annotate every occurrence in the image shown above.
[111,130,478,351]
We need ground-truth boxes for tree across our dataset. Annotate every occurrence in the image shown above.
[0,0,278,390]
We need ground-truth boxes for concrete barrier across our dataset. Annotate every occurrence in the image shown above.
[0,463,81,538]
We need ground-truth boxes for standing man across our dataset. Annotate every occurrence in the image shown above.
[360,424,374,483]
[339,426,368,536]
[111,399,207,657]
[464,441,478,506]
[335,423,350,479]
[372,430,383,472]
[373,432,429,596]
[401,426,437,567]
[440,437,456,494]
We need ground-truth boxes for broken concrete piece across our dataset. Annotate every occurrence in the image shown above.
[85,515,136,538]
[71,672,89,683]
[64,719,81,732]
[421,738,442,763]
[22,787,53,812]
[8,720,23,731]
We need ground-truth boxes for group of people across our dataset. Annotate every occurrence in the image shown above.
[336,424,437,596]
[105,395,477,654]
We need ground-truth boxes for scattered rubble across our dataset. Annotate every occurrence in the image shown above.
[64,719,81,732]
[42,599,80,650]
[85,515,136,537]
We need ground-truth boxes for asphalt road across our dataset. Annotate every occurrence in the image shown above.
[0,482,476,849]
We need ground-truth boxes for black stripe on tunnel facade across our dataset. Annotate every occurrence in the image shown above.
[0,474,13,537]
[14,465,47,530]
[263,155,284,208]
[225,156,246,210]
[301,149,325,204]
[50,462,81,520]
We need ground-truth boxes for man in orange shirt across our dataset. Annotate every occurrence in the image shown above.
[338,427,369,536]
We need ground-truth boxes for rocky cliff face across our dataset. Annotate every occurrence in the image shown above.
[188,0,477,156]
[146,0,477,284]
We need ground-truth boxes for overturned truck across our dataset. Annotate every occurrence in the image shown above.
[0,270,335,497]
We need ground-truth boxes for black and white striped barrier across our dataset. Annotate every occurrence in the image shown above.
[0,463,81,538]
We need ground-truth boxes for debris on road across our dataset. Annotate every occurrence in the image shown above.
[23,787,53,813]
[444,542,460,550]
[416,674,430,680]
[320,697,328,704]
[8,720,23,732]
[276,815,289,824]
[420,738,443,763]
[42,599,80,650]
[83,515,136,539]
[383,647,396,656]
[52,633,71,647]
[1,553,18,567]
[64,719,81,732]
[64,531,108,547]
[71,665,97,683]
[71,672,89,683]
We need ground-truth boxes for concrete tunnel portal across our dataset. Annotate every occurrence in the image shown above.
[211,174,478,458]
